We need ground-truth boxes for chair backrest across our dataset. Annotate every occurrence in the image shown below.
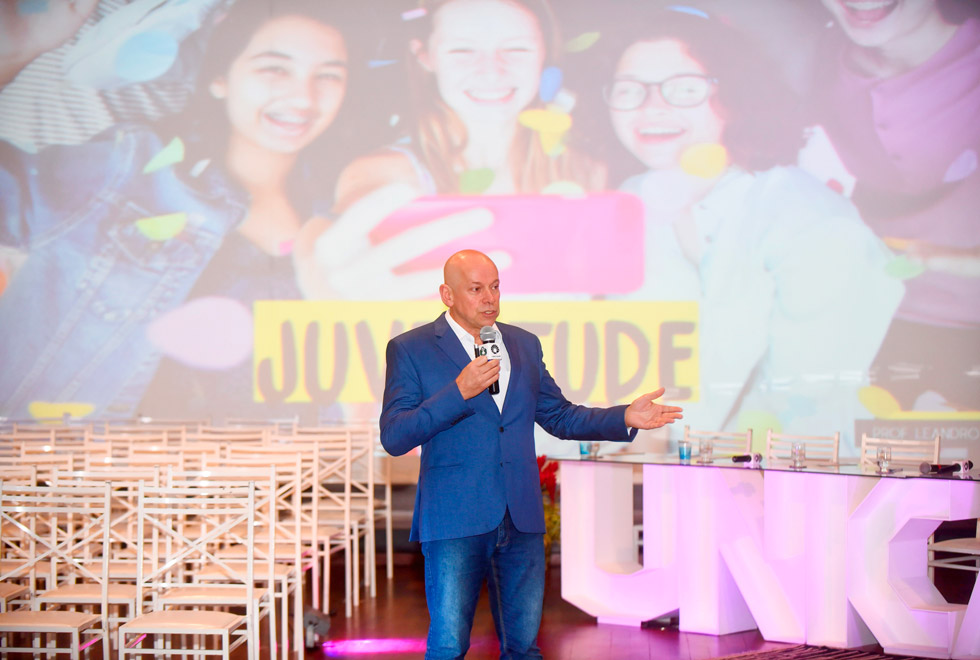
[766,429,840,464]
[859,433,941,468]
[296,425,375,518]
[190,426,269,446]
[132,481,256,616]
[0,451,77,484]
[684,425,752,456]
[225,417,299,435]
[0,481,111,611]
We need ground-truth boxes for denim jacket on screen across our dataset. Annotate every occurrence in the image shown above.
[0,124,248,419]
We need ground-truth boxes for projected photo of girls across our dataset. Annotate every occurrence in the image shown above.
[295,0,609,301]
[0,0,975,458]
[0,0,375,421]
[805,0,980,417]
[580,6,904,441]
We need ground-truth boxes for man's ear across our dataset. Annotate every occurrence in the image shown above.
[411,38,433,72]
[210,77,228,99]
[439,283,453,308]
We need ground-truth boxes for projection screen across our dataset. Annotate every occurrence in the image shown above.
[1,0,977,460]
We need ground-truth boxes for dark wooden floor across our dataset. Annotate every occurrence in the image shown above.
[308,552,796,660]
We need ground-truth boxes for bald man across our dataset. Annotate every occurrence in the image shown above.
[380,250,682,660]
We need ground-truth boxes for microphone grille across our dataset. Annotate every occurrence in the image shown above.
[919,461,931,474]
[480,326,496,343]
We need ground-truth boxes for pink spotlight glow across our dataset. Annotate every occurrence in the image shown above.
[322,638,427,656]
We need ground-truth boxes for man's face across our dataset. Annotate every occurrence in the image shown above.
[441,256,500,339]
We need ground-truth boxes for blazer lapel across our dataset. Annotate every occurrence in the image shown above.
[434,313,471,371]
[499,324,522,418]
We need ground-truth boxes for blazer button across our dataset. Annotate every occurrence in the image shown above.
[499,426,504,432]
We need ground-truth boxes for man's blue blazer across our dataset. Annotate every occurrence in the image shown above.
[380,313,636,543]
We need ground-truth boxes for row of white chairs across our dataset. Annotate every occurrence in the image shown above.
[681,424,942,468]
[0,420,394,592]
[0,479,264,660]
[0,421,393,659]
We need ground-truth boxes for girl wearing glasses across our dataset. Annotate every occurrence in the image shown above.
[598,9,903,441]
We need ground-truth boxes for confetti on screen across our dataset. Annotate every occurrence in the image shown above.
[135,212,188,241]
[401,7,427,21]
[519,108,572,157]
[943,148,977,183]
[147,297,253,369]
[884,255,925,280]
[458,168,495,194]
[679,142,728,179]
[28,401,95,421]
[666,5,711,19]
[565,32,600,53]
[825,179,845,194]
[519,108,572,133]
[539,66,563,103]
[143,137,185,174]
[115,31,179,82]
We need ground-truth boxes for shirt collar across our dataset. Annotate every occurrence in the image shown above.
[443,311,501,349]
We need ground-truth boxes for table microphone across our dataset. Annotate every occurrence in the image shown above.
[479,326,500,395]
[732,453,762,464]
[919,460,973,475]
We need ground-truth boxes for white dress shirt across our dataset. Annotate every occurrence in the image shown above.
[444,311,511,413]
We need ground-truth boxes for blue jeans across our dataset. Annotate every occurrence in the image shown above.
[421,509,544,660]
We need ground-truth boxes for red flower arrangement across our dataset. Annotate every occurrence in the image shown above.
[537,455,560,559]
[537,455,558,502]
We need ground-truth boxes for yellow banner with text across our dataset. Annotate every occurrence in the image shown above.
[253,301,699,406]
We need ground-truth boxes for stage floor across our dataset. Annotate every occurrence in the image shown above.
[311,552,799,660]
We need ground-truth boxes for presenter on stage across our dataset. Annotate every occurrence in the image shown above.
[379,249,683,659]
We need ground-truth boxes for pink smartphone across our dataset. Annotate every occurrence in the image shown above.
[370,192,646,294]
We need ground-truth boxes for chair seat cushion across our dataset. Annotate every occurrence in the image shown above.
[119,609,244,633]
[0,610,100,632]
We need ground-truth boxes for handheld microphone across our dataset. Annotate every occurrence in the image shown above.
[732,453,762,464]
[478,326,500,395]
[920,460,973,475]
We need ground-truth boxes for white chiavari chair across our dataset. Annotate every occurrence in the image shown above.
[118,481,258,660]
[225,418,299,435]
[766,429,840,465]
[164,466,279,660]
[42,468,164,637]
[295,425,381,598]
[684,425,752,458]
[190,427,269,456]
[859,433,941,469]
[0,468,37,613]
[0,481,112,660]
[236,435,355,619]
[189,453,308,658]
